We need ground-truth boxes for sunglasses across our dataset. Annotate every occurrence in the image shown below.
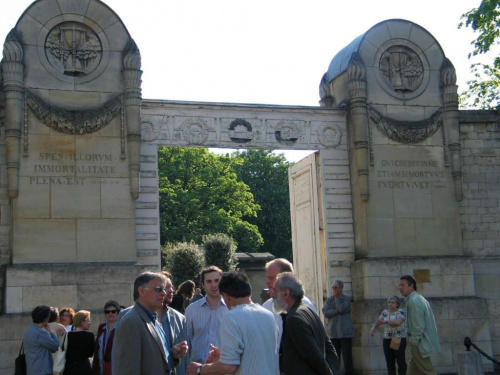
[104,310,118,314]
[145,285,167,293]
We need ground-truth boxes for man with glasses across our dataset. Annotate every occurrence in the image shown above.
[114,272,188,375]
[158,271,189,375]
[322,280,354,375]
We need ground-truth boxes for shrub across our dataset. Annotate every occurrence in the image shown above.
[161,241,205,287]
[203,233,238,272]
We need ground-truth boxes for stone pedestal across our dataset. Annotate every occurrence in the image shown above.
[457,351,484,375]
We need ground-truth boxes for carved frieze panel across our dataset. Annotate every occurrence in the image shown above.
[228,119,254,144]
[176,118,212,145]
[369,106,442,144]
[141,120,161,142]
[317,123,342,148]
[274,120,300,146]
[45,22,102,77]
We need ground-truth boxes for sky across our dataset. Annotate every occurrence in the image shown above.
[1,0,482,162]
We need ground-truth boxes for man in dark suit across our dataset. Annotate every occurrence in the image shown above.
[273,272,340,375]
[114,272,188,375]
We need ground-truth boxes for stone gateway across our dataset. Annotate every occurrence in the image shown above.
[0,1,498,373]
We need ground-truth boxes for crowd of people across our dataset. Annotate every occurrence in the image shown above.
[21,260,440,375]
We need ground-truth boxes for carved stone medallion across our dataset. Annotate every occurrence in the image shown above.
[228,119,253,144]
[318,123,342,148]
[141,120,160,142]
[181,118,210,145]
[275,120,299,146]
[45,22,102,76]
[379,46,423,93]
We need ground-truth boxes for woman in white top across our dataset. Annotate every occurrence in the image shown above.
[370,295,407,375]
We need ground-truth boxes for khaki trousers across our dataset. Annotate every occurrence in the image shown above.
[407,343,437,375]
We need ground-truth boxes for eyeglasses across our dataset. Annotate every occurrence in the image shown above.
[145,285,167,293]
[104,310,118,314]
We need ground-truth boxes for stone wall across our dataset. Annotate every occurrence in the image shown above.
[459,110,500,366]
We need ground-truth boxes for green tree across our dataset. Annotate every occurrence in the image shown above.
[161,241,205,287]
[232,150,293,260]
[158,147,263,251]
[459,0,500,109]
[203,233,238,271]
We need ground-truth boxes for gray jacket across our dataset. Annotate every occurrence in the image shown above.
[322,293,355,339]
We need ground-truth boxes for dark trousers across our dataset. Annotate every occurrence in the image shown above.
[383,338,407,375]
[332,338,353,375]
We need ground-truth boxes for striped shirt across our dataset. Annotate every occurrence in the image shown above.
[219,303,278,375]
[23,324,60,375]
[185,296,228,362]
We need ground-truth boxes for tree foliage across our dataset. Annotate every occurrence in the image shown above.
[161,241,205,287]
[459,0,500,109]
[158,147,263,251]
[232,150,293,260]
[203,233,238,271]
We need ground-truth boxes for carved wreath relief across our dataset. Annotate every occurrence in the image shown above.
[318,123,342,148]
[181,118,210,145]
[228,119,253,143]
[45,22,102,76]
[275,120,299,146]
[379,46,423,93]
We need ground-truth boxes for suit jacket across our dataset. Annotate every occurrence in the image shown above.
[114,303,171,375]
[322,293,355,339]
[281,302,340,375]
[92,323,116,374]
[162,307,188,375]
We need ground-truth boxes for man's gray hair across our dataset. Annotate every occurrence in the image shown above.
[133,271,167,301]
[333,280,344,289]
[276,272,304,301]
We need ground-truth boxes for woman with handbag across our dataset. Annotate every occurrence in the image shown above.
[64,310,95,375]
[370,296,407,375]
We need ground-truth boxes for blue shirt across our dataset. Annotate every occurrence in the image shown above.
[23,324,59,375]
[185,296,228,362]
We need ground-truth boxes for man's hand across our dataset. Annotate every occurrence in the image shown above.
[206,344,221,364]
[172,341,188,359]
[187,362,202,375]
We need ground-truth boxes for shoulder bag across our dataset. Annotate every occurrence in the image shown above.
[53,332,68,375]
[390,336,401,350]
[14,341,26,375]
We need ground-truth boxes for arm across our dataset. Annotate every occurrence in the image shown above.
[37,329,60,352]
[286,314,333,375]
[187,361,237,375]
[333,294,351,315]
[322,296,337,318]
[325,337,340,375]
[408,300,425,346]
[115,317,142,375]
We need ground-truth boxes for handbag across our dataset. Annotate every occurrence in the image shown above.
[14,341,26,375]
[53,332,68,375]
[390,336,401,350]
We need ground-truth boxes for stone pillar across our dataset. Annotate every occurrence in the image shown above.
[347,52,369,202]
[123,40,142,200]
[457,351,484,375]
[441,58,463,202]
[1,30,23,199]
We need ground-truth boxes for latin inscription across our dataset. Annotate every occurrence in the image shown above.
[376,159,446,189]
[29,153,117,185]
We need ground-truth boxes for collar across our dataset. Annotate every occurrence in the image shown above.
[404,291,417,302]
[136,302,156,323]
[200,296,227,308]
